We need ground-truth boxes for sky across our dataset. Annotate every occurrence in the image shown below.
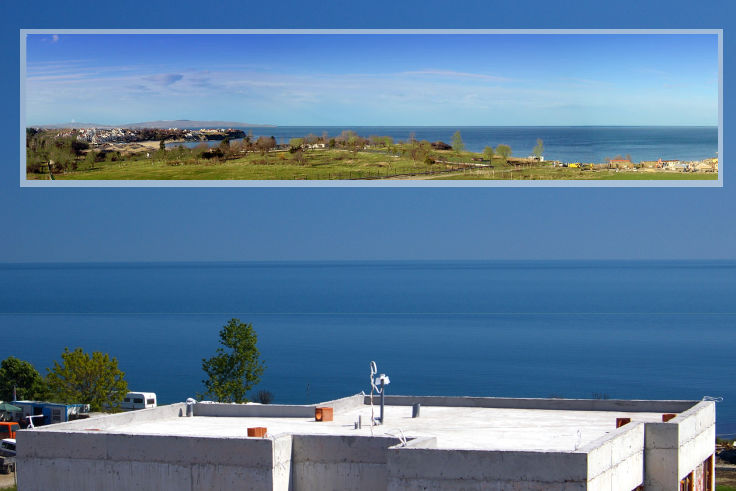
[2,0,735,263]
[25,33,718,126]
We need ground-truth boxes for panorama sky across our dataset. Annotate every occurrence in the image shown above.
[25,33,718,127]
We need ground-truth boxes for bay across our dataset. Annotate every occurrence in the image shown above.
[166,126,718,163]
[1,260,733,435]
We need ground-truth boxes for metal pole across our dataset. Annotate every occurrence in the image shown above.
[380,379,385,424]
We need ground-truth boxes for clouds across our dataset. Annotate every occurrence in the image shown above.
[145,73,184,86]
[23,33,718,126]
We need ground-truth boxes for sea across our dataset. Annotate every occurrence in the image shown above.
[166,126,718,163]
[1,260,734,436]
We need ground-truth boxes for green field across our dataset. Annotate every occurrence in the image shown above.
[434,167,718,181]
[26,145,718,181]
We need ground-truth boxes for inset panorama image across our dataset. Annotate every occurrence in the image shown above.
[24,31,719,182]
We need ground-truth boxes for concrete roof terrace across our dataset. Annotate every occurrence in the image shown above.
[60,394,702,453]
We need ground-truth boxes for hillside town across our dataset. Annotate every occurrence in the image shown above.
[550,156,719,173]
[50,127,245,145]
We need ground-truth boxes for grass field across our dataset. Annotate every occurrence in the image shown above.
[27,146,718,181]
[434,167,718,181]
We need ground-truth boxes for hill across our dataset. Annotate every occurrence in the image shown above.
[34,120,275,129]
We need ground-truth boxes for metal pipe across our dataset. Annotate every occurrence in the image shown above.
[380,379,385,424]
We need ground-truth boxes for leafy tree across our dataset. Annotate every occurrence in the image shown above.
[347,134,359,156]
[46,348,128,411]
[201,318,265,403]
[0,357,47,401]
[289,138,304,151]
[84,151,96,170]
[496,144,512,163]
[452,131,465,154]
[483,146,495,162]
[532,138,544,159]
[159,139,166,151]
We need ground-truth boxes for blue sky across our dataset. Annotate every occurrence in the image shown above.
[3,0,736,263]
[25,33,718,126]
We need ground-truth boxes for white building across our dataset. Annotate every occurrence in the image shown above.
[16,393,715,490]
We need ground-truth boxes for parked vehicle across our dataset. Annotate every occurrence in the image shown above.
[0,438,15,474]
[0,439,14,457]
[0,422,19,440]
[121,392,157,411]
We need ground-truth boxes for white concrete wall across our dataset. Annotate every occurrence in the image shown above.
[676,401,716,480]
[582,422,644,491]
[644,401,716,491]
[386,447,588,490]
[17,430,278,491]
[290,434,402,491]
[374,395,697,413]
[272,434,294,491]
[192,394,364,418]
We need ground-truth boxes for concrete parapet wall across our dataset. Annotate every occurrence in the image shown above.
[193,402,314,418]
[676,401,716,481]
[29,403,187,431]
[17,429,278,491]
[582,422,644,490]
[291,434,402,491]
[272,434,293,491]
[19,457,274,491]
[644,401,716,490]
[386,447,588,490]
[371,395,697,413]
[193,394,364,419]
[314,393,365,413]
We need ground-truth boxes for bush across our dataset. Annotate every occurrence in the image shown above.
[256,390,274,404]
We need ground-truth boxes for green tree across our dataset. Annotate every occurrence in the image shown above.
[84,150,96,170]
[159,139,166,151]
[289,138,304,151]
[496,144,512,163]
[483,146,495,162]
[532,138,544,160]
[0,357,47,401]
[452,131,465,154]
[201,319,265,403]
[46,348,128,411]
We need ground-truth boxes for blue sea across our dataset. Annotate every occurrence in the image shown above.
[167,126,718,163]
[1,260,734,436]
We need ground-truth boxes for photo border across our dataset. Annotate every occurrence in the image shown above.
[19,29,723,188]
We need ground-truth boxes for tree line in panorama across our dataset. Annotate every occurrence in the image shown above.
[28,127,545,175]
[0,318,268,415]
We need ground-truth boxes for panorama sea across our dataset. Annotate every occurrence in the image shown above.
[166,126,718,163]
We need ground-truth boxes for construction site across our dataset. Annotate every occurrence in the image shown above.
[16,391,715,490]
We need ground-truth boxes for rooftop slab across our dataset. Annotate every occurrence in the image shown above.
[94,404,670,452]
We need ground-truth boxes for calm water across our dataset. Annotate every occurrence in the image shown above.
[1,261,734,435]
[167,126,718,163]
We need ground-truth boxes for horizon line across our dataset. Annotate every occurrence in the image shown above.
[1,258,734,266]
[27,123,719,128]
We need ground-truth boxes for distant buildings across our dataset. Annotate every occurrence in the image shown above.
[11,401,88,425]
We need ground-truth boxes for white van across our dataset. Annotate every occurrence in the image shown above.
[121,392,157,410]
